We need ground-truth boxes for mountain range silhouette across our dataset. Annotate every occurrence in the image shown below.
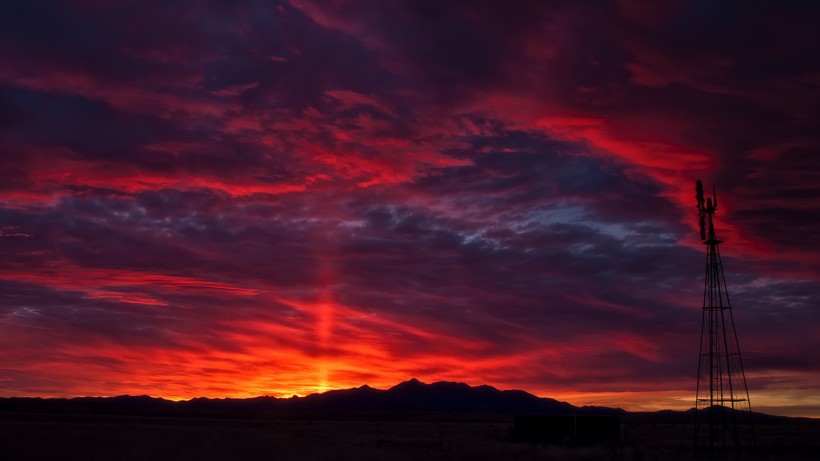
[0,379,811,424]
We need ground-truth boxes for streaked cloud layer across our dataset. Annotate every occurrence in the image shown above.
[1,1,819,415]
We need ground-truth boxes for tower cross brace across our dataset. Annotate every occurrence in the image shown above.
[693,180,755,452]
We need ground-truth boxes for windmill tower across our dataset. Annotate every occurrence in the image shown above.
[693,180,755,452]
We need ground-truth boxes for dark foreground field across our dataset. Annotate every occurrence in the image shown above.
[1,411,819,461]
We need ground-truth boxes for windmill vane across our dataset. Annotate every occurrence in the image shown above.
[695,181,706,241]
[694,180,720,242]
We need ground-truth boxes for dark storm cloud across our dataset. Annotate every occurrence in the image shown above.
[0,0,408,194]
[293,0,820,254]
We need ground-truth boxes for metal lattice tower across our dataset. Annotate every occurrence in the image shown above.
[693,180,755,453]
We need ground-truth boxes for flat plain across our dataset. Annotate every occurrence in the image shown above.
[1,411,818,461]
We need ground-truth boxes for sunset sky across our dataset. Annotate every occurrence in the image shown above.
[1,1,819,417]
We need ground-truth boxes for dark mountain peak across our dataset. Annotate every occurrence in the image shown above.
[430,380,471,390]
[475,384,500,392]
[390,378,478,392]
[74,394,166,404]
[389,378,424,391]
[314,384,380,398]
[113,394,160,401]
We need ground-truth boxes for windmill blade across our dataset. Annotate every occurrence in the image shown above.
[696,180,705,209]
